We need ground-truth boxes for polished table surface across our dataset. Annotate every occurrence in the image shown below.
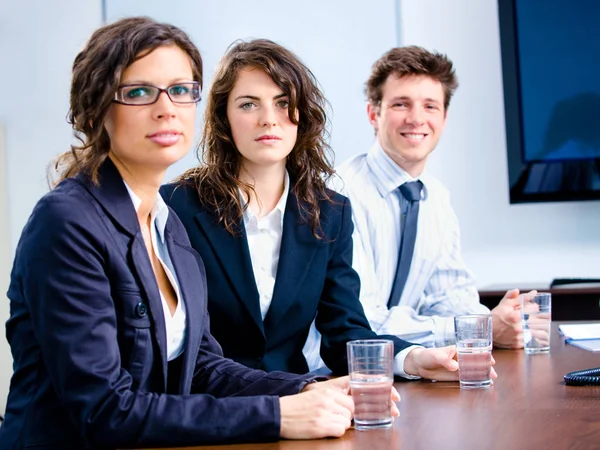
[163,323,600,450]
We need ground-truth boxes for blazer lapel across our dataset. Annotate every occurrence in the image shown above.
[194,208,264,334]
[79,159,169,389]
[128,236,169,388]
[164,229,204,394]
[264,193,319,329]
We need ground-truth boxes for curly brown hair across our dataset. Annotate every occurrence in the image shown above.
[177,39,333,237]
[51,16,203,186]
[366,46,458,112]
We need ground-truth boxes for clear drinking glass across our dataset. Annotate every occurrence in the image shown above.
[521,293,551,354]
[454,314,493,389]
[347,339,394,430]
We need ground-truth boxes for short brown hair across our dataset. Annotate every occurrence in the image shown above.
[366,45,458,111]
[178,39,333,237]
[52,16,203,185]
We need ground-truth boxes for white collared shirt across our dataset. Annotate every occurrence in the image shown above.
[124,182,187,361]
[330,141,489,348]
[242,172,290,320]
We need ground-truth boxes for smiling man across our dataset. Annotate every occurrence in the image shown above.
[327,46,532,350]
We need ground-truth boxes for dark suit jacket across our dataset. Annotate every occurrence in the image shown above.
[160,181,413,376]
[0,159,314,450]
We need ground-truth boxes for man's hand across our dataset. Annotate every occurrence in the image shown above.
[526,311,551,347]
[403,346,498,381]
[521,300,551,348]
[280,386,354,439]
[492,289,537,349]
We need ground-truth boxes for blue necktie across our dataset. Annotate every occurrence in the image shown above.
[387,180,423,309]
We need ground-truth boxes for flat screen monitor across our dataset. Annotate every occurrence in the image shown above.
[498,0,600,203]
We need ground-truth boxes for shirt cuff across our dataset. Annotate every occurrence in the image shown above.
[394,345,423,379]
[432,316,456,348]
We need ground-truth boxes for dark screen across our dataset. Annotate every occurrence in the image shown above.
[499,0,600,203]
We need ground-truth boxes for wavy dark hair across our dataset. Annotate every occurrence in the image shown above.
[177,39,333,237]
[366,45,458,112]
[51,16,203,185]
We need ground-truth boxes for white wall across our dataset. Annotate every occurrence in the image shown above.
[0,0,102,415]
[398,0,600,287]
[106,0,399,181]
[0,124,9,417]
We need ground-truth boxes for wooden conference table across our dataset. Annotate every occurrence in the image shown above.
[163,323,600,450]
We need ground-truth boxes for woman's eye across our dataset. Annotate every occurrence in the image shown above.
[277,100,289,108]
[169,85,191,97]
[125,86,153,98]
[240,102,255,110]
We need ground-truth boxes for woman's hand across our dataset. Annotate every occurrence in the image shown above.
[279,386,354,439]
[303,376,400,421]
[302,376,350,393]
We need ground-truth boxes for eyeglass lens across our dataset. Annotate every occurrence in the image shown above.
[117,83,200,105]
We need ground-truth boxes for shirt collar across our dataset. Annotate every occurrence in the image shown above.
[365,140,430,199]
[242,170,290,228]
[123,181,169,244]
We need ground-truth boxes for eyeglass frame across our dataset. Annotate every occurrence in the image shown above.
[113,82,202,106]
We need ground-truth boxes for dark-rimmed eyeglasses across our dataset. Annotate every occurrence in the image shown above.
[113,82,201,105]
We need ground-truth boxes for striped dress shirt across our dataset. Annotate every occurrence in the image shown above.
[331,141,489,347]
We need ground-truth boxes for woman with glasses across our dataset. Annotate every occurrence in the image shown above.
[161,39,470,380]
[0,18,360,449]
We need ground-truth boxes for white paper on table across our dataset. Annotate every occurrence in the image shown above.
[565,339,600,352]
[558,323,600,340]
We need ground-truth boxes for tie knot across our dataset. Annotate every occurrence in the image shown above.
[399,180,423,202]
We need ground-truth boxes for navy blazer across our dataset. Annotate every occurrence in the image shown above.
[0,159,314,450]
[160,181,413,376]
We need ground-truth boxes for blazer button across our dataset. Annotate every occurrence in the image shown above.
[136,302,148,318]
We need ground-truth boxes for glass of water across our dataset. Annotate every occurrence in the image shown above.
[454,314,493,389]
[346,339,394,430]
[521,293,552,354]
